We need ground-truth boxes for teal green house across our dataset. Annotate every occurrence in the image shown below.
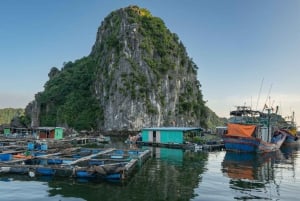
[37,127,64,139]
[54,127,64,139]
[141,127,203,145]
[3,128,11,136]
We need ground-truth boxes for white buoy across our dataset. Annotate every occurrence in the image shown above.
[0,167,11,173]
[29,171,35,178]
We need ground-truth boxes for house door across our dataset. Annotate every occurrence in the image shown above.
[153,131,156,143]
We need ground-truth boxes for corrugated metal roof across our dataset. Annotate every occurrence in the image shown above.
[142,127,203,131]
[36,127,64,130]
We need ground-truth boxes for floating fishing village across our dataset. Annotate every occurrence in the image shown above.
[0,105,299,184]
[0,128,151,182]
[0,125,226,183]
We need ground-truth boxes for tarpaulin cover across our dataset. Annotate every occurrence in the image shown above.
[226,123,256,137]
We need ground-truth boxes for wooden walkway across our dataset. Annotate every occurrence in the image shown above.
[0,146,152,181]
[63,148,115,166]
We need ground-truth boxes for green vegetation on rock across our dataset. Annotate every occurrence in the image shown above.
[0,108,24,125]
[23,5,225,131]
[35,57,102,130]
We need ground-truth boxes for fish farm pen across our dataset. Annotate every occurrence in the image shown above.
[0,126,226,183]
[0,136,151,182]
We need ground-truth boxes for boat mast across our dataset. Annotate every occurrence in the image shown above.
[256,78,264,110]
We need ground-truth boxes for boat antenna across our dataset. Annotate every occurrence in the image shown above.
[271,100,275,109]
[275,105,279,114]
[263,83,273,111]
[256,78,264,110]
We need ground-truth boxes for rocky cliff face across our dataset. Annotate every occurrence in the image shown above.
[26,6,207,131]
[25,100,40,128]
[90,6,206,130]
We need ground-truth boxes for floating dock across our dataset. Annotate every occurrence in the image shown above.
[0,147,151,182]
[138,141,225,151]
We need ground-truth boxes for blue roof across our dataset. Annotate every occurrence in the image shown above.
[142,127,203,131]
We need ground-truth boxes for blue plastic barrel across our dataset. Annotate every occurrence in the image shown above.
[27,142,34,150]
[0,153,12,161]
[41,144,48,151]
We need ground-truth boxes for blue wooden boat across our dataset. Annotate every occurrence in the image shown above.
[110,150,124,159]
[88,160,104,166]
[47,158,63,165]
[128,150,139,156]
[72,154,82,159]
[76,170,95,178]
[36,167,56,176]
[223,106,287,153]
[284,134,299,144]
[223,135,260,152]
[0,153,12,161]
[279,111,299,145]
[62,159,74,165]
[110,155,124,159]
[279,129,299,145]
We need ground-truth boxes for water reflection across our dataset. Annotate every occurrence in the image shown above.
[46,147,209,201]
[221,150,287,200]
[2,145,300,201]
[281,143,300,160]
[0,147,210,201]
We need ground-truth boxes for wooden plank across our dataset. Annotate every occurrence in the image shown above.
[0,158,28,164]
[64,148,115,166]
[124,159,137,171]
[35,152,62,158]
[1,150,26,154]
[138,150,151,161]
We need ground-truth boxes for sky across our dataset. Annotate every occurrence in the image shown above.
[0,0,299,126]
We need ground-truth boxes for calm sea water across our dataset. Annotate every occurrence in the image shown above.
[0,142,299,201]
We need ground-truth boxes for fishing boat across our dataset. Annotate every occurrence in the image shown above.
[223,106,287,153]
[280,112,299,145]
[277,128,299,145]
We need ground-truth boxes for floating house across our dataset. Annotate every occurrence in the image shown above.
[141,127,203,148]
[12,128,32,136]
[37,127,64,140]
[3,128,11,136]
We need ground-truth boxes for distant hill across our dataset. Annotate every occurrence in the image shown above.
[206,108,227,131]
[0,108,24,125]
[25,5,224,131]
